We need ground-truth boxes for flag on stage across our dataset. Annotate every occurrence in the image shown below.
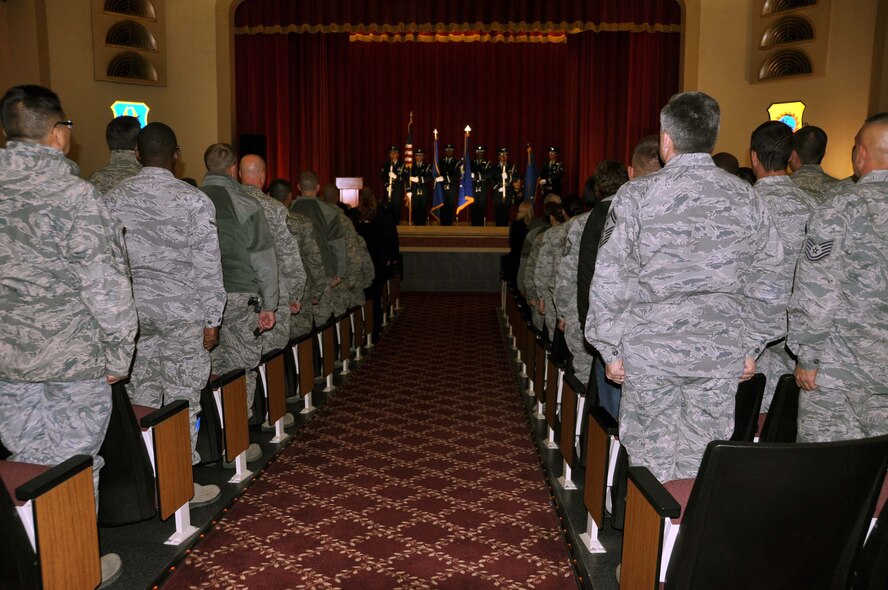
[524,144,538,202]
[404,111,414,169]
[430,129,445,220]
[456,126,474,215]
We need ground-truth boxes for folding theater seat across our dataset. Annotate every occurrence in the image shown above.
[758,373,800,443]
[620,435,888,589]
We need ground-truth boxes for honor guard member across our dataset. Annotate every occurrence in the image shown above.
[538,147,564,199]
[268,179,327,341]
[380,146,405,225]
[106,124,227,505]
[0,85,138,583]
[200,143,278,457]
[788,113,888,443]
[405,148,432,225]
[789,125,840,201]
[492,147,519,227]
[439,143,460,225]
[291,171,346,326]
[471,145,491,226]
[749,122,816,410]
[586,92,787,482]
[89,115,142,195]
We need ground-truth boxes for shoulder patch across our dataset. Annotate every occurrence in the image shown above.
[804,237,834,262]
[600,208,617,247]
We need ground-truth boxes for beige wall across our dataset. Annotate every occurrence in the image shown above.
[682,0,881,178]
[1,0,235,178]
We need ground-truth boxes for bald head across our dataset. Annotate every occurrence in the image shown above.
[853,113,888,178]
[239,154,266,189]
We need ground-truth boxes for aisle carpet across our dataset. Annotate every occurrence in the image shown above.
[163,293,576,589]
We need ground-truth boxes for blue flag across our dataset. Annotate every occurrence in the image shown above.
[524,146,538,203]
[430,134,445,220]
[456,132,474,215]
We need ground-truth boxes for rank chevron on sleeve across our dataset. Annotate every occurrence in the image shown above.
[804,237,834,262]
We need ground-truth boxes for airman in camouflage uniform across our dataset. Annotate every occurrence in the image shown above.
[0,86,138,496]
[554,211,594,383]
[787,113,888,443]
[586,92,787,482]
[200,144,278,421]
[106,124,227,464]
[350,230,375,309]
[533,207,569,337]
[240,156,307,353]
[749,122,817,410]
[789,125,840,202]
[523,228,548,332]
[89,116,143,195]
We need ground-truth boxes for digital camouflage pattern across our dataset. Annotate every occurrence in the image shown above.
[88,149,142,195]
[350,230,375,309]
[523,228,548,332]
[332,209,360,317]
[554,212,594,382]
[243,184,306,352]
[287,212,327,339]
[790,164,840,202]
[753,175,816,409]
[533,223,568,337]
[586,152,787,481]
[787,169,888,442]
[0,141,138,381]
[210,292,262,417]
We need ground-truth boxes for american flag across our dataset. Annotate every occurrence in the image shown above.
[404,111,414,169]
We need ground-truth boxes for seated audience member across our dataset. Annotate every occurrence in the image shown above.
[712,151,740,176]
[737,166,756,185]
[788,113,888,443]
[789,125,840,200]
[523,201,563,332]
[321,183,363,317]
[749,121,816,410]
[353,187,394,340]
[106,122,227,505]
[200,144,278,458]
[586,92,786,482]
[89,115,142,195]
[0,84,139,583]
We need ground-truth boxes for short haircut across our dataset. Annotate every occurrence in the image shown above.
[0,84,65,141]
[593,159,629,200]
[751,120,793,172]
[660,91,720,154]
[137,122,177,161]
[268,178,292,202]
[204,143,237,173]
[865,112,888,125]
[737,167,756,185]
[298,170,320,192]
[792,125,829,165]
[562,196,584,218]
[320,183,340,204]
[631,134,661,176]
[106,116,141,151]
[712,152,740,175]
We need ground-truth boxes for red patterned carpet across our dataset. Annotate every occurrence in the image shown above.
[163,293,577,589]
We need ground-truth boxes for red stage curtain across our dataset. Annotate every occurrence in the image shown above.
[235,0,681,34]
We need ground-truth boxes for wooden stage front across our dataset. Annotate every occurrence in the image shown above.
[396,226,508,292]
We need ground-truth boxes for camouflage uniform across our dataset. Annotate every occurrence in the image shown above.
[201,173,278,417]
[787,169,888,443]
[333,210,360,317]
[586,153,787,482]
[0,141,138,493]
[287,212,327,339]
[753,175,816,410]
[554,212,594,383]
[105,167,226,463]
[88,149,142,195]
[350,230,374,309]
[243,184,307,353]
[790,164,839,202]
[523,228,549,332]
[533,223,568,337]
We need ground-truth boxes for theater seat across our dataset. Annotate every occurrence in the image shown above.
[758,374,799,443]
[850,478,888,589]
[0,455,101,590]
[620,435,888,590]
[729,373,765,441]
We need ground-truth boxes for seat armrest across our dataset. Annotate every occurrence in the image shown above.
[15,455,92,502]
[627,467,681,519]
[139,399,189,429]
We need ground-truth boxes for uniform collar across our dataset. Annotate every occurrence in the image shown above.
[858,169,888,184]
[664,152,714,168]
[754,174,792,187]
[109,150,140,165]
[2,140,80,176]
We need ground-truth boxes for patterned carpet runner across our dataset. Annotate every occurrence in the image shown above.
[163,293,576,589]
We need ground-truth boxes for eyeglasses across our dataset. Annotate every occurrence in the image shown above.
[54,120,74,129]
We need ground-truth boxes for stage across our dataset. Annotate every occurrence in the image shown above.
[396,225,509,293]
